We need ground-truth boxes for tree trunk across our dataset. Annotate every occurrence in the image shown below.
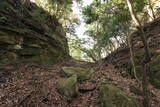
[142,63,150,107]
[126,0,151,106]
[147,0,156,20]
[126,0,151,62]
[126,32,140,82]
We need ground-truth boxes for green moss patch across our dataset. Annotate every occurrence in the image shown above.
[99,85,142,107]
[57,74,78,98]
[60,67,95,82]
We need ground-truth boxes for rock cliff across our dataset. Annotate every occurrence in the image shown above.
[0,0,69,65]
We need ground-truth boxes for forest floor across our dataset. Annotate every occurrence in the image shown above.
[0,59,160,107]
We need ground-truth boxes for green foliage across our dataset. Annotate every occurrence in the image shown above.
[33,0,159,62]
[68,35,96,62]
[82,2,99,24]
[31,9,48,23]
[81,0,132,59]
[34,0,80,28]
[133,0,147,12]
[80,0,158,60]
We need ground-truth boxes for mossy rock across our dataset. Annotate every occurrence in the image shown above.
[60,67,95,82]
[150,55,160,73]
[57,74,78,98]
[151,79,160,89]
[0,52,17,66]
[99,85,142,107]
[150,55,160,89]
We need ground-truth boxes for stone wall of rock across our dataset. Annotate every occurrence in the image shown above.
[0,0,69,65]
[105,18,160,88]
[105,18,160,73]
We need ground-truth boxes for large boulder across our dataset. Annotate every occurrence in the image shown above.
[99,85,141,107]
[0,0,69,66]
[57,74,78,98]
[60,67,95,82]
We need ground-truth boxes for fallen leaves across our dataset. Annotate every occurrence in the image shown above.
[0,61,160,107]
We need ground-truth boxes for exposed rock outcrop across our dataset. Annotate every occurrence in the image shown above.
[0,0,69,66]
[105,18,160,87]
[106,18,160,69]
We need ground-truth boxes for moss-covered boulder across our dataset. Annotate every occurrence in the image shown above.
[60,67,95,82]
[99,85,141,107]
[57,74,78,98]
[0,0,69,66]
[150,55,160,89]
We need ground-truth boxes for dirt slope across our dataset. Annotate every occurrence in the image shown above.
[0,60,160,107]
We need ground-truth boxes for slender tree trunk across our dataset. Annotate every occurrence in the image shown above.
[126,0,151,61]
[126,32,140,82]
[90,54,97,62]
[126,0,151,62]
[126,0,151,106]
[126,0,139,25]
[142,63,150,107]
[147,0,156,20]
[138,27,151,62]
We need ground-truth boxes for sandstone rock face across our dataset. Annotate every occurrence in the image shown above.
[0,0,69,65]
